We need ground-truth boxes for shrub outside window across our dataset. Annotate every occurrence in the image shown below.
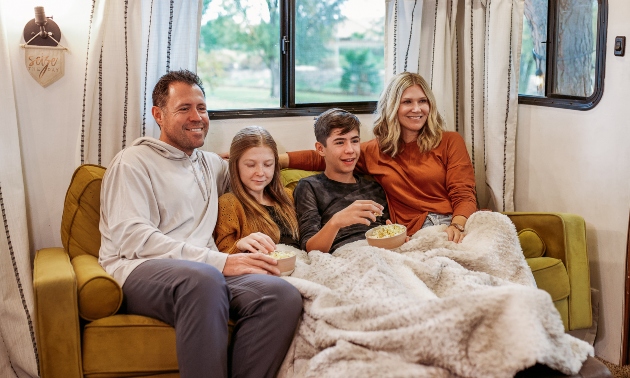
[198,0,384,119]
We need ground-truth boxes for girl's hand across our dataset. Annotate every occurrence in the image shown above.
[236,232,276,254]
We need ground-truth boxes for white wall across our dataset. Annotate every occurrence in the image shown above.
[0,0,93,256]
[515,1,630,364]
[2,0,628,367]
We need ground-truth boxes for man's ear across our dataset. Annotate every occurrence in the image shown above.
[315,141,326,157]
[151,106,163,128]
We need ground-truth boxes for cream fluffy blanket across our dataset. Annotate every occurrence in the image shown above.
[278,211,593,378]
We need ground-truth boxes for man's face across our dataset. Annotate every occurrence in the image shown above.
[316,128,360,182]
[152,82,209,155]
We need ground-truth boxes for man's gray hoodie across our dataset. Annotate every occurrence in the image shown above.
[99,137,230,286]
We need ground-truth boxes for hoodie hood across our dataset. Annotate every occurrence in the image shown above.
[133,137,211,200]
[133,137,191,161]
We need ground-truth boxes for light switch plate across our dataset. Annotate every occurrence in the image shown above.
[614,36,626,56]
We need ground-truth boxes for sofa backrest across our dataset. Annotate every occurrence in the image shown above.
[61,164,106,259]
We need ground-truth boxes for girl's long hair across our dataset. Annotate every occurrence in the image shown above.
[228,126,299,242]
[373,72,444,157]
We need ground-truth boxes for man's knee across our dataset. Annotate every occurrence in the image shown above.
[268,278,302,315]
[176,262,229,301]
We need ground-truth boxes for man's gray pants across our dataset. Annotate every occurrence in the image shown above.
[122,259,302,378]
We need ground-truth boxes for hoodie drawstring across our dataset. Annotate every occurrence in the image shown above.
[188,151,212,201]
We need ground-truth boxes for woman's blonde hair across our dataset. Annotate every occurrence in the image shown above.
[373,72,444,157]
[229,126,299,242]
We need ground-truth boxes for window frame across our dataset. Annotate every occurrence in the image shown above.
[518,0,608,111]
[207,0,378,120]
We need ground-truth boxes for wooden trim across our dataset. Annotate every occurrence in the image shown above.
[622,210,630,364]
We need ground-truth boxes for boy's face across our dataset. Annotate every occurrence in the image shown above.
[316,128,360,182]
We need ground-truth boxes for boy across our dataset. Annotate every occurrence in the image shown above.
[293,108,390,253]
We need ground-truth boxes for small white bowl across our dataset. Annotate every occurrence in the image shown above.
[270,251,296,276]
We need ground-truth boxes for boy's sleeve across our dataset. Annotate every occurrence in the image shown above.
[293,179,323,251]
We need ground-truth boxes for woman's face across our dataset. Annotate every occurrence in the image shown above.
[238,146,275,200]
[397,84,430,143]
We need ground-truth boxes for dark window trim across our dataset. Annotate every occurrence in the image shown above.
[518,0,607,111]
[207,0,378,120]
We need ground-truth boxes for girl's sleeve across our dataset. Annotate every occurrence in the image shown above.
[214,195,244,254]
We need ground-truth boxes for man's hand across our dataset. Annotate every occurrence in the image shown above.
[329,200,384,229]
[236,232,276,254]
[222,253,280,276]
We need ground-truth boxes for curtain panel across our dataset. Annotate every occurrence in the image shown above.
[0,9,39,378]
[385,0,524,211]
[80,0,203,167]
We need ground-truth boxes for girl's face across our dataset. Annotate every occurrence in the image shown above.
[238,146,275,199]
[397,84,430,143]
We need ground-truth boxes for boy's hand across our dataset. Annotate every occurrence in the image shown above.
[330,200,384,228]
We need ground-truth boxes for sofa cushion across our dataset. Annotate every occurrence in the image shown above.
[82,315,178,378]
[518,228,546,259]
[72,254,122,321]
[280,168,320,190]
[527,257,570,302]
[61,164,106,259]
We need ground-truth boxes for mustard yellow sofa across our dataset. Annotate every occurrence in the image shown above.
[33,165,593,377]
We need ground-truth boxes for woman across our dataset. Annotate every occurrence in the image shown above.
[285,72,477,243]
[215,126,300,254]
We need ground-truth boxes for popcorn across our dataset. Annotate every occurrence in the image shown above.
[269,251,295,259]
[370,224,406,239]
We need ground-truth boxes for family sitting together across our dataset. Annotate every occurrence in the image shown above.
[97,68,479,377]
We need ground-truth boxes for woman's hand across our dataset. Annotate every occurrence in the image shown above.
[446,215,467,243]
[236,232,276,254]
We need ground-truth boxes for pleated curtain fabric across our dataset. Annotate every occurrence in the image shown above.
[80,0,203,167]
[385,0,524,211]
[0,11,40,378]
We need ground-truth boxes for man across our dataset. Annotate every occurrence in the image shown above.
[293,108,390,253]
[99,70,301,378]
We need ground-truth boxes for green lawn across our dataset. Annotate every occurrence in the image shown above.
[206,85,377,110]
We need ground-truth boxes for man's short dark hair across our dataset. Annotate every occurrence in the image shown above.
[314,108,361,146]
[152,69,205,108]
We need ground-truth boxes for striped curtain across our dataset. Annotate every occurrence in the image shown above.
[80,0,202,167]
[385,0,524,211]
[0,9,39,378]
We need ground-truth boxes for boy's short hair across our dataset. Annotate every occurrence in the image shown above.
[314,108,361,146]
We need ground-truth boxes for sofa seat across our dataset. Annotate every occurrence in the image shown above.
[83,315,177,378]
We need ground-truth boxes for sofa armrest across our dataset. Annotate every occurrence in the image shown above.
[504,212,592,330]
[33,247,83,378]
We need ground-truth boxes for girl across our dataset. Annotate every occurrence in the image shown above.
[215,126,300,254]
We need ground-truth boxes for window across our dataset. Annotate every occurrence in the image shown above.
[518,0,607,110]
[198,0,385,119]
